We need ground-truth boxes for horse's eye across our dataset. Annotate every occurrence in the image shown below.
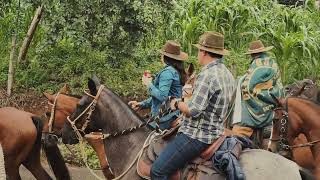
[46,112,51,117]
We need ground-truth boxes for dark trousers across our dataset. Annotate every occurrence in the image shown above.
[150,133,209,180]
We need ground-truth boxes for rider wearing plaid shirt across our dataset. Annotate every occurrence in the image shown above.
[178,58,235,144]
[151,32,235,180]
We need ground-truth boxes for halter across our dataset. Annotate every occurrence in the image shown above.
[67,85,105,141]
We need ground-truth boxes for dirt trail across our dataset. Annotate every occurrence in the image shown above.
[20,165,104,180]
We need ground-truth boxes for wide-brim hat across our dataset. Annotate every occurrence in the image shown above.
[193,31,229,56]
[159,40,188,61]
[245,40,274,54]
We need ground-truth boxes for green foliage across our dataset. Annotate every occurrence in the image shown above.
[160,0,320,83]
[1,0,320,169]
[0,0,172,96]
[58,143,100,169]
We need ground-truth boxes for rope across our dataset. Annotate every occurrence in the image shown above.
[78,140,106,180]
[48,92,60,133]
[289,139,320,149]
[111,131,156,180]
[0,144,6,180]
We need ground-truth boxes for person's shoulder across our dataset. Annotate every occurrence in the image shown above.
[159,66,176,77]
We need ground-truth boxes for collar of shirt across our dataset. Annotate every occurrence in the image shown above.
[201,58,224,71]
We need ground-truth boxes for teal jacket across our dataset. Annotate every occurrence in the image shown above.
[140,65,182,130]
[239,53,284,128]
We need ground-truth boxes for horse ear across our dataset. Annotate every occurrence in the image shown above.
[59,84,71,94]
[43,92,54,102]
[88,78,97,96]
[186,63,195,76]
[92,74,101,86]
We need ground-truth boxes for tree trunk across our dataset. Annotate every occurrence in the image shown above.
[0,144,5,180]
[7,35,17,96]
[18,5,43,63]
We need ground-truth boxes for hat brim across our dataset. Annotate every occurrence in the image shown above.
[245,46,273,55]
[193,44,230,56]
[159,50,188,61]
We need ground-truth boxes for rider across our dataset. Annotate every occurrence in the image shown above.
[150,32,235,179]
[231,40,284,145]
[129,40,188,130]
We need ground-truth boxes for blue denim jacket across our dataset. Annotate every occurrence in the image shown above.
[140,65,182,130]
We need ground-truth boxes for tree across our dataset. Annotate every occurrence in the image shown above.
[18,5,43,63]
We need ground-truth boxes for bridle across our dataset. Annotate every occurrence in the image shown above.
[271,101,290,151]
[66,85,105,141]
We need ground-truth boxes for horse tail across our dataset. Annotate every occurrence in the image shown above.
[40,118,70,180]
[299,167,314,180]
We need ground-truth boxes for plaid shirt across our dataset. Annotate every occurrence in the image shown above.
[179,59,235,144]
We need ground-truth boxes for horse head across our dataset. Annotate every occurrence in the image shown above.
[61,76,104,144]
[43,84,80,147]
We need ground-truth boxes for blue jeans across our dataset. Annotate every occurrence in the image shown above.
[150,133,209,180]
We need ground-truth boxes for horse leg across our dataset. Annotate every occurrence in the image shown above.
[22,151,53,180]
[87,138,115,179]
[5,160,21,180]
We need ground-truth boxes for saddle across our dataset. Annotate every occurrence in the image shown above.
[137,132,226,180]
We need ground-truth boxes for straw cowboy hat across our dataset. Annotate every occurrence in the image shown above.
[245,40,273,54]
[159,40,188,61]
[193,31,229,56]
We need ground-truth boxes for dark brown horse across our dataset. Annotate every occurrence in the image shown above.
[269,97,320,179]
[43,84,115,179]
[61,77,303,180]
[0,107,69,180]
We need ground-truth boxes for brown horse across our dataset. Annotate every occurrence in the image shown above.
[43,84,115,179]
[0,107,69,180]
[269,97,320,179]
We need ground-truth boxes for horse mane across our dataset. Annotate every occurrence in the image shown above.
[103,87,148,125]
[60,93,82,99]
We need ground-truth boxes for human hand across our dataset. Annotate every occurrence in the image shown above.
[142,76,153,87]
[169,97,181,111]
[128,101,141,111]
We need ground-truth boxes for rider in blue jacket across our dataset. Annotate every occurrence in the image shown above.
[129,40,188,130]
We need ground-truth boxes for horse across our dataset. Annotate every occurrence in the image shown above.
[43,84,115,179]
[0,107,69,180]
[268,96,320,179]
[0,144,5,179]
[61,76,303,180]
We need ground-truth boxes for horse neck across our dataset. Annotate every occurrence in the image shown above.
[99,88,150,175]
[288,98,320,148]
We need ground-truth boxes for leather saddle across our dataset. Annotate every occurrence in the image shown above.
[137,131,227,180]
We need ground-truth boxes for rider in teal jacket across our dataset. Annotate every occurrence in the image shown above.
[129,40,188,130]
